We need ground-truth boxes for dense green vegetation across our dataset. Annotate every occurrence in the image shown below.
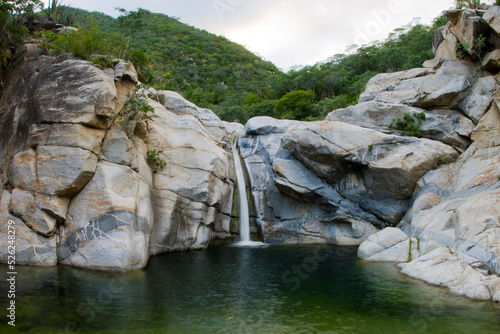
[4,2,449,122]
[1,1,43,76]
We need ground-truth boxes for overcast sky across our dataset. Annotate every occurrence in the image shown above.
[42,0,458,71]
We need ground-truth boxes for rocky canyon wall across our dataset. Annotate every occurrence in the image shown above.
[0,46,238,271]
[0,6,499,304]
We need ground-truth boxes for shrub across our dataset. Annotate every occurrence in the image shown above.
[389,112,426,137]
[147,149,166,173]
[109,87,155,133]
[274,90,315,120]
[37,19,125,60]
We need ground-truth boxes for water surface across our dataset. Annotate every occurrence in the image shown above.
[1,245,499,333]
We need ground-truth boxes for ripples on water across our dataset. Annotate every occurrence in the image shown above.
[1,244,499,333]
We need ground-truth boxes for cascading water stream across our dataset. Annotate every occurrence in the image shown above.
[230,133,266,247]
[231,133,250,242]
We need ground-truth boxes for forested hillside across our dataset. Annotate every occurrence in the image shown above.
[10,4,446,121]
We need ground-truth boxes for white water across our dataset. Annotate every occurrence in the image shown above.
[230,134,266,248]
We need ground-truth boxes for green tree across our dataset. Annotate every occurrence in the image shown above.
[455,0,481,8]
[0,0,42,49]
[1,0,43,90]
[38,18,125,60]
[274,90,315,120]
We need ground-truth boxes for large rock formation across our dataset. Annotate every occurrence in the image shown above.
[357,6,500,302]
[241,118,457,245]
[0,46,236,271]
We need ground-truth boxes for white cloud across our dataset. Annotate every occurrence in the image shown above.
[43,0,458,70]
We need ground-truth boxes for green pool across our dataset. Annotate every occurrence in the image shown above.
[1,244,499,333]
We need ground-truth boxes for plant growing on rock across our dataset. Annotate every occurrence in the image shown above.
[147,149,166,173]
[435,154,449,168]
[0,0,43,66]
[388,112,426,137]
[456,35,487,69]
[455,0,482,8]
[110,86,155,133]
[147,90,166,105]
[35,17,125,60]
[3,179,11,190]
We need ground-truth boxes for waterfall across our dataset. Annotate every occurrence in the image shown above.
[230,133,266,247]
[231,133,250,242]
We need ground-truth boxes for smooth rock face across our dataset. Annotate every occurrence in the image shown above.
[458,76,499,123]
[33,58,118,127]
[433,25,458,59]
[281,121,458,224]
[154,90,231,144]
[482,49,500,71]
[102,124,134,166]
[36,146,98,197]
[58,162,153,271]
[483,6,500,35]
[359,60,477,109]
[28,123,105,155]
[146,102,234,254]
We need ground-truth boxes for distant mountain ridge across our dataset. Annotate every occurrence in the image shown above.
[50,6,441,122]
[70,7,281,115]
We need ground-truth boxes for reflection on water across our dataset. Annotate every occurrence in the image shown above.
[0,245,499,333]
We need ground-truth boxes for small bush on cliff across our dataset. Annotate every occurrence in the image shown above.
[37,19,125,60]
[274,90,315,120]
[147,149,166,173]
[389,112,426,137]
[110,87,155,132]
[455,0,482,8]
[0,1,42,63]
